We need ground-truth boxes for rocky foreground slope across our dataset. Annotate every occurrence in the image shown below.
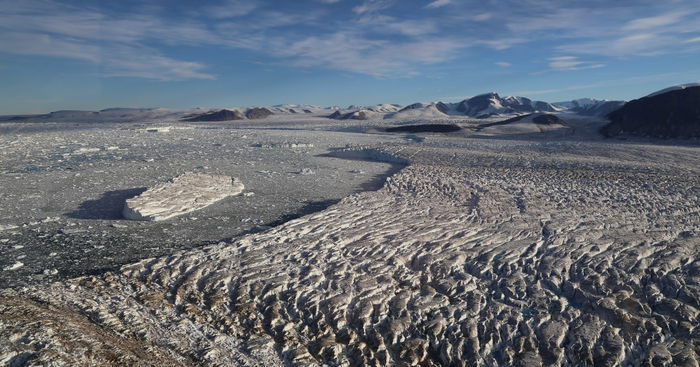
[2,137,700,366]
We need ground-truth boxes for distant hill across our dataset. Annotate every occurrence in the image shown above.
[1,91,645,123]
[246,107,274,120]
[328,104,402,120]
[185,109,244,122]
[601,85,700,138]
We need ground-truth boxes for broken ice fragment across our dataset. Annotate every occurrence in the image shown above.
[3,261,23,271]
[123,173,244,221]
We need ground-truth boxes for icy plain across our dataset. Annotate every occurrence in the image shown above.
[1,113,700,366]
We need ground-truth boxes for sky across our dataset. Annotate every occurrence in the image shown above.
[1,0,700,114]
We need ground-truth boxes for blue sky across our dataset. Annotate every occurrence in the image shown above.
[1,0,700,114]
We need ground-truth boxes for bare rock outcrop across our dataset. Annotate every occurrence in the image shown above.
[185,109,244,122]
[122,173,244,221]
[386,124,461,133]
[246,107,274,120]
[532,113,565,125]
[602,85,700,138]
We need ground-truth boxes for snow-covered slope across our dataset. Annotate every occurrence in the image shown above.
[646,82,700,98]
[384,102,452,120]
[8,105,341,123]
[553,99,625,117]
[455,92,558,118]
[269,104,326,114]
[328,104,403,120]
[553,99,600,109]
[384,93,559,120]
[367,104,403,113]
[28,108,197,122]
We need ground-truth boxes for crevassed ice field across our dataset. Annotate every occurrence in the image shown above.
[1,110,700,366]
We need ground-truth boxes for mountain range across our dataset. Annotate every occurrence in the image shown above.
[1,94,624,123]
[551,99,625,117]
[328,93,621,120]
[5,82,700,139]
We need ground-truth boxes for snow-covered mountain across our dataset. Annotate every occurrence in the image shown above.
[553,99,625,117]
[382,93,559,120]
[367,104,403,113]
[2,92,638,123]
[455,92,558,117]
[270,104,326,114]
[328,104,403,120]
[384,102,453,120]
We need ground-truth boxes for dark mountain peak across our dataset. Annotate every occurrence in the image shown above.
[185,109,244,122]
[435,102,450,114]
[532,113,565,125]
[473,92,500,99]
[246,107,274,120]
[456,100,468,113]
[400,103,424,111]
[601,85,700,138]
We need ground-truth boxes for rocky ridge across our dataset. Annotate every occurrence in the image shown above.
[246,108,274,120]
[185,109,245,122]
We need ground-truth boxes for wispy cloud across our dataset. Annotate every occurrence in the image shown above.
[2,0,700,84]
[357,15,439,36]
[547,56,604,71]
[559,33,677,57]
[472,13,493,21]
[622,11,690,31]
[476,38,528,50]
[498,4,700,58]
[353,0,395,15]
[273,32,463,77]
[206,0,260,19]
[102,46,216,80]
[495,62,512,67]
[0,30,215,80]
[513,71,696,97]
[424,0,451,9]
[528,56,604,75]
[506,8,592,33]
[0,2,221,80]
[0,32,100,62]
